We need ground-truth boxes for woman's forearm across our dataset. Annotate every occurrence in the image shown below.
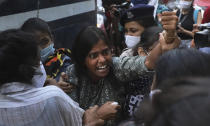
[183,29,194,37]
[145,43,162,70]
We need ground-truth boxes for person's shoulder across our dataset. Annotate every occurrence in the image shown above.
[37,86,81,107]
[120,48,134,58]
[37,86,85,115]
[36,85,67,98]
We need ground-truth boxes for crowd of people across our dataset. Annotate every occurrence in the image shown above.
[0,0,210,126]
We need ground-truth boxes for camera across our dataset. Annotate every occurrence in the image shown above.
[112,1,131,17]
[194,23,210,48]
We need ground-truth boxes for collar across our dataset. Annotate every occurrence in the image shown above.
[0,82,35,94]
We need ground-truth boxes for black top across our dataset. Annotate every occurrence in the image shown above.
[123,75,153,118]
[176,8,194,40]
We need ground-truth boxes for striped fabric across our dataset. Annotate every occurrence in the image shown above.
[0,82,84,126]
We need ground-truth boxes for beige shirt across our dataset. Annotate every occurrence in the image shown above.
[0,82,84,126]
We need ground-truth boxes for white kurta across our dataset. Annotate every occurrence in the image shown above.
[0,82,84,126]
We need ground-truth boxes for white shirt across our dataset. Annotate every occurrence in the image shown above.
[0,82,84,126]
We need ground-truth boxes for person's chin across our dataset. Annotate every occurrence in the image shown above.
[96,68,110,78]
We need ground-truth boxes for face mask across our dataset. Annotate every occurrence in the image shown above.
[167,2,177,10]
[178,1,192,9]
[125,35,141,48]
[40,43,55,63]
[32,62,47,88]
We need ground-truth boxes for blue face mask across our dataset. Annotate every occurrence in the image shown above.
[40,43,55,63]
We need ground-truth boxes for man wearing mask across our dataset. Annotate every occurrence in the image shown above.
[21,18,73,93]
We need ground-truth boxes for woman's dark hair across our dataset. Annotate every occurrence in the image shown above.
[21,17,53,39]
[155,48,210,87]
[135,17,157,29]
[0,29,39,85]
[135,77,210,126]
[72,26,111,74]
[133,26,163,56]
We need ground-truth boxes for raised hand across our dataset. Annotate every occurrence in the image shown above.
[57,72,75,93]
[161,11,178,44]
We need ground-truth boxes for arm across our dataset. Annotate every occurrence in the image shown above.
[196,11,202,25]
[112,56,154,82]
[177,10,202,39]
[146,11,180,69]
[177,25,194,37]
[113,12,180,82]
[176,11,202,37]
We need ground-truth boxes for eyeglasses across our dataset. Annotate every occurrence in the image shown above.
[88,48,111,59]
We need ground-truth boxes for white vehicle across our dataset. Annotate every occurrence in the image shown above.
[0,0,97,49]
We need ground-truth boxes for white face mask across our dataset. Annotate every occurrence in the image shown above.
[125,35,141,48]
[178,0,192,9]
[167,2,177,10]
[32,62,47,88]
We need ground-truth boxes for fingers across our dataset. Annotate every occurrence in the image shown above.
[59,72,68,82]
[115,105,121,109]
[161,18,177,30]
[162,24,177,30]
[57,81,74,93]
[159,33,165,44]
[161,11,178,31]
[61,72,68,80]
[162,11,176,16]
[58,81,70,87]
[45,78,57,86]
